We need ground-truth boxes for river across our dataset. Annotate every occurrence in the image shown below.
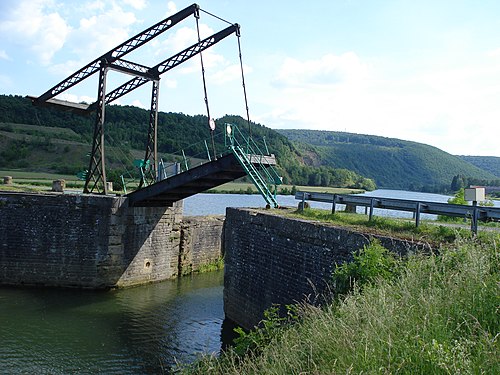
[1,189,497,373]
[183,189,500,217]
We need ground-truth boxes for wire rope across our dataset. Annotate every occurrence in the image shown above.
[195,15,217,160]
[237,33,252,141]
[199,8,232,25]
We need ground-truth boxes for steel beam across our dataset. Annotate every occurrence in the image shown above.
[35,4,199,104]
[98,24,239,107]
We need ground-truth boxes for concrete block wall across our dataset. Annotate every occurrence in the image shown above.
[223,208,431,330]
[0,192,221,289]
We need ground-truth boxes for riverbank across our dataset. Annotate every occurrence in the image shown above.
[183,233,500,374]
[0,173,363,196]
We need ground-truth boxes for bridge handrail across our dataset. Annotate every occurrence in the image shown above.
[295,191,500,233]
[227,124,282,185]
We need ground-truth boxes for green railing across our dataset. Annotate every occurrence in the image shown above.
[224,123,282,208]
[108,124,282,206]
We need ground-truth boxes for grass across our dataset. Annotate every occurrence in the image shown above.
[0,170,363,196]
[285,207,478,244]
[196,257,224,273]
[182,235,500,374]
[0,170,78,180]
[208,182,363,195]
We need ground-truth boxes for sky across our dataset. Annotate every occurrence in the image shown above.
[1,0,500,157]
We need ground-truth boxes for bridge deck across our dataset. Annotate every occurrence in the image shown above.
[126,152,276,207]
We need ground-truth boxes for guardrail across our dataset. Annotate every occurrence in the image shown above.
[295,191,500,234]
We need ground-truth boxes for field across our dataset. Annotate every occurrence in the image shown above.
[0,170,363,195]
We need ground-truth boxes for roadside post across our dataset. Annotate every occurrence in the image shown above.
[464,187,486,235]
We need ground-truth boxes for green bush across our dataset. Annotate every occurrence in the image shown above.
[232,304,299,357]
[332,240,401,295]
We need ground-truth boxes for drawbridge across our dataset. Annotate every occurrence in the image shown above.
[30,4,282,208]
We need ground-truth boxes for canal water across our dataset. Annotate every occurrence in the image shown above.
[0,271,224,374]
[2,189,497,373]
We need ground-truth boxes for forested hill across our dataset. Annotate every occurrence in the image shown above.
[458,156,500,178]
[277,129,497,192]
[0,95,375,190]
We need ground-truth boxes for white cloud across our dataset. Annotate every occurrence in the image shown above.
[0,50,10,60]
[155,23,216,56]
[163,78,177,89]
[131,99,147,108]
[272,52,369,89]
[122,0,147,10]
[209,63,252,85]
[0,0,71,65]
[0,74,13,90]
[258,51,500,156]
[71,5,137,61]
[58,93,95,104]
[166,1,177,16]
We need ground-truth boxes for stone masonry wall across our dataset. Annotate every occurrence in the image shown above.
[179,216,225,275]
[0,192,221,289]
[223,208,432,330]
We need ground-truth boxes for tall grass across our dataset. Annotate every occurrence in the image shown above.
[182,236,500,374]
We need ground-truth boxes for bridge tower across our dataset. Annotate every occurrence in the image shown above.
[30,4,240,194]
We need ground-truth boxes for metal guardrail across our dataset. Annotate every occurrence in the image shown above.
[295,191,500,234]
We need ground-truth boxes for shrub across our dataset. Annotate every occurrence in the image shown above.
[332,240,401,295]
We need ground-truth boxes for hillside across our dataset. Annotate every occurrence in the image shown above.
[458,155,500,178]
[0,95,375,191]
[277,129,497,192]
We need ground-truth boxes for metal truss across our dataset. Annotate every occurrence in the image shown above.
[100,24,239,107]
[140,80,160,188]
[35,4,199,103]
[32,3,240,194]
[84,65,108,194]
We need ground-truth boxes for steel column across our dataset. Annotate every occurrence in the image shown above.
[84,65,108,194]
[140,79,160,188]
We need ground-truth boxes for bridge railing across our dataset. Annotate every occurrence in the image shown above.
[295,191,500,234]
[225,123,282,187]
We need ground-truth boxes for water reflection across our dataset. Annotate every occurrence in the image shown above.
[0,271,224,374]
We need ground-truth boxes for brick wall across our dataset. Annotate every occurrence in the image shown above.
[223,208,431,330]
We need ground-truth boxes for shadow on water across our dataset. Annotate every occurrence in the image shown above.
[0,271,226,374]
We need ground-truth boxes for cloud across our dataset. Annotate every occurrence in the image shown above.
[0,74,13,90]
[209,63,252,85]
[0,0,71,65]
[155,23,216,57]
[122,0,147,10]
[272,52,369,89]
[131,99,147,108]
[486,47,500,58]
[58,92,95,104]
[166,1,177,16]
[70,4,137,61]
[0,50,10,60]
[257,49,500,156]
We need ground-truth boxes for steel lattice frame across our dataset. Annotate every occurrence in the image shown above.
[140,80,160,188]
[31,3,240,194]
[85,65,108,193]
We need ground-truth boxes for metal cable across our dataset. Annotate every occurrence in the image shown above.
[237,34,252,141]
[196,16,217,160]
[199,8,232,25]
